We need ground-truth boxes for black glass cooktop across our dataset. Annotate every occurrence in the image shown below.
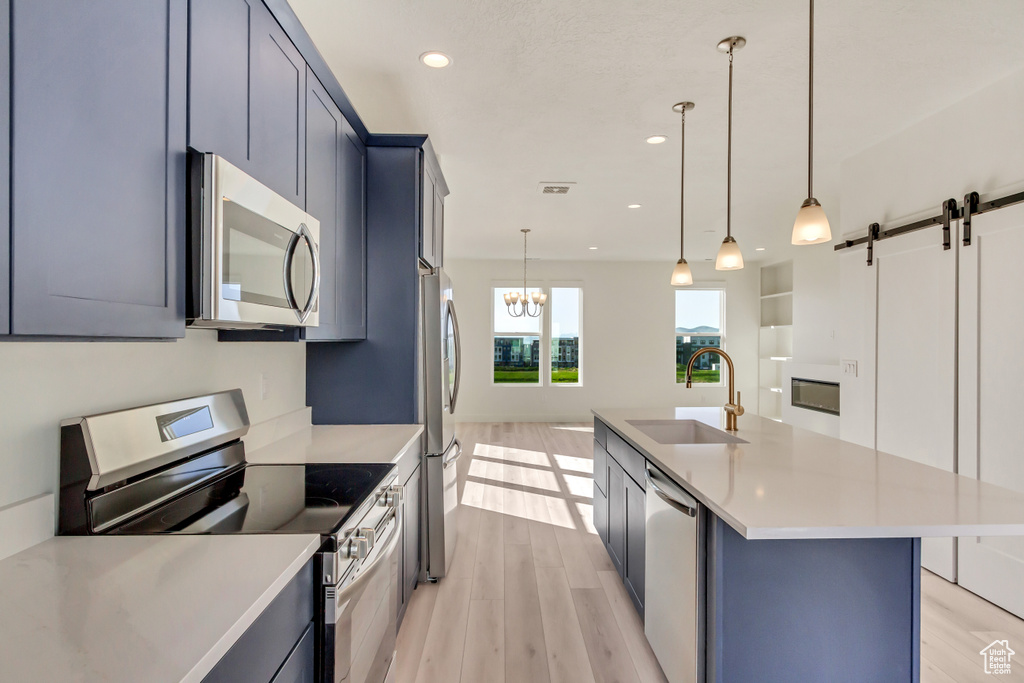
[112,463,394,537]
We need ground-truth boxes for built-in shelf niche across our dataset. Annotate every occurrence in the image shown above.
[758,260,794,420]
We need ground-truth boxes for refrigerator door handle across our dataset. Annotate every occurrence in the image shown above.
[447,299,462,413]
[442,438,462,470]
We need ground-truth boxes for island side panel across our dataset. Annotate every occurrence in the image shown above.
[707,516,920,683]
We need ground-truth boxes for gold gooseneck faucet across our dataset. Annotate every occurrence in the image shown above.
[685,348,744,431]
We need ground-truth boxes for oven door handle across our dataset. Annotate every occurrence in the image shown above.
[325,505,402,622]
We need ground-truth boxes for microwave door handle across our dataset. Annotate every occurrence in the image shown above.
[282,230,302,311]
[447,300,462,413]
[297,222,320,324]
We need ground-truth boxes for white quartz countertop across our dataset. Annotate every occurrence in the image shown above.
[0,534,320,683]
[246,424,423,465]
[594,407,1024,540]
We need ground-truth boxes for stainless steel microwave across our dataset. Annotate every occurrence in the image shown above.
[188,153,320,329]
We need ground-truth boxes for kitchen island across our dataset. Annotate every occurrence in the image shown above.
[593,407,1024,683]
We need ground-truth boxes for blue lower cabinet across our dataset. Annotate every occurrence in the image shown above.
[623,475,645,619]
[9,0,186,337]
[606,457,626,578]
[593,484,608,547]
[203,560,315,683]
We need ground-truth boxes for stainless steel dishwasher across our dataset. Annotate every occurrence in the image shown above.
[644,463,705,683]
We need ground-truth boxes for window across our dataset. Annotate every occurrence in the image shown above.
[675,288,725,384]
[492,285,583,386]
[549,287,581,385]
[493,286,542,384]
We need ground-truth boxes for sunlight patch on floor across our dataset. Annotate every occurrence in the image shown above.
[576,502,597,535]
[459,480,576,530]
[553,454,593,474]
[466,459,560,491]
[561,473,593,499]
[552,426,594,434]
[473,442,551,467]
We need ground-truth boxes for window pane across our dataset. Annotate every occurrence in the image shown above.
[675,289,724,384]
[550,287,581,384]
[494,287,542,334]
[676,336,721,384]
[494,335,540,383]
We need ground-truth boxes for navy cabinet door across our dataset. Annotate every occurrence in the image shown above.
[432,187,444,268]
[624,474,646,618]
[0,0,9,334]
[594,483,609,547]
[302,70,365,342]
[188,0,252,168]
[420,157,437,267]
[250,0,305,207]
[10,0,186,337]
[400,462,422,624]
[607,458,626,578]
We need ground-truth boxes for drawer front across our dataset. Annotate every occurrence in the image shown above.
[593,440,608,495]
[270,623,314,683]
[607,430,646,490]
[593,418,608,450]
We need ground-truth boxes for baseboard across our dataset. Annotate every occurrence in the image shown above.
[0,493,54,561]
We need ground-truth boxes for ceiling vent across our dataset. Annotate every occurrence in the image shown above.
[538,182,576,195]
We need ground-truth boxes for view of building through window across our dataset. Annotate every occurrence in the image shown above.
[492,286,582,385]
[493,287,542,383]
[549,287,581,384]
[675,288,724,384]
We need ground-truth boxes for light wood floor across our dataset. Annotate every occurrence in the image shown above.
[395,422,1024,682]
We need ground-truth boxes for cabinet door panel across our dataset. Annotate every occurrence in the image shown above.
[301,72,341,339]
[403,464,422,607]
[187,0,251,166]
[250,1,305,207]
[624,475,646,618]
[420,159,436,266]
[0,0,9,334]
[607,458,626,578]
[594,483,608,547]
[432,189,444,268]
[336,122,366,340]
[11,0,186,337]
[592,440,608,495]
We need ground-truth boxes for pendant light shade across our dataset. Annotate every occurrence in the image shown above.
[716,236,744,270]
[792,0,831,245]
[670,101,695,286]
[716,36,745,271]
[671,259,694,286]
[793,197,831,245]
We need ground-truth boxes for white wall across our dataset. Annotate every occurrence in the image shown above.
[0,330,307,557]
[791,249,840,366]
[838,66,1024,446]
[444,258,760,423]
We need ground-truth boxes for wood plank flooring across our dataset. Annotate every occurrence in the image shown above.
[395,422,1024,682]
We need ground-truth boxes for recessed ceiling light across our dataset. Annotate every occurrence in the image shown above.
[646,135,668,144]
[755,247,766,251]
[589,246,598,250]
[420,51,451,68]
[628,204,641,209]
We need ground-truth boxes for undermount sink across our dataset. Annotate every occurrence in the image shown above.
[627,419,748,445]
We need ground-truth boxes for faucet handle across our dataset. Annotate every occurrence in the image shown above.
[735,391,745,416]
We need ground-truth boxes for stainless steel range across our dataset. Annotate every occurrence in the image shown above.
[58,389,400,683]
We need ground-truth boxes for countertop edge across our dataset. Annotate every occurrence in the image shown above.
[394,425,425,463]
[179,534,322,683]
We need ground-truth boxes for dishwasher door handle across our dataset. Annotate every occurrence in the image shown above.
[646,465,698,517]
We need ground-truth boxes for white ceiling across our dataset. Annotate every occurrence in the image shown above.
[290,0,1024,263]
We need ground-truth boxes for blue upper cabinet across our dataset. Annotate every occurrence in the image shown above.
[250,1,306,207]
[188,0,306,208]
[303,70,366,341]
[8,0,187,337]
[0,1,9,335]
[419,144,447,268]
[188,0,252,170]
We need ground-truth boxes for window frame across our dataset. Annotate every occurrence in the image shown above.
[674,283,726,388]
[490,281,584,388]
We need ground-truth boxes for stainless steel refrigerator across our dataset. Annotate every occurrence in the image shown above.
[420,267,462,580]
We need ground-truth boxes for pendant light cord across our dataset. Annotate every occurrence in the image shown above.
[808,0,814,200]
[680,108,686,259]
[522,230,528,297]
[727,45,734,239]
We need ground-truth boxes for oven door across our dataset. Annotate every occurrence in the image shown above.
[322,505,401,683]
[196,153,321,328]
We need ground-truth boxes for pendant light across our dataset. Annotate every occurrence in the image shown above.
[791,0,832,245]
[716,37,745,271]
[670,102,695,286]
[503,229,545,318]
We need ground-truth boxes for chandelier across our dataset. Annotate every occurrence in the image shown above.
[504,229,546,318]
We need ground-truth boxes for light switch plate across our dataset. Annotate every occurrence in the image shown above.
[841,360,858,377]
